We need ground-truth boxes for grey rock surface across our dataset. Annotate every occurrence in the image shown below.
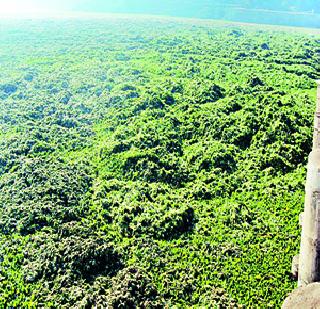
[282,283,320,309]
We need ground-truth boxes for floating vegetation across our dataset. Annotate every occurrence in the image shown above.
[0,17,319,307]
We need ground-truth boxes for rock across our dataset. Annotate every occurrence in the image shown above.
[282,283,320,309]
[291,254,299,280]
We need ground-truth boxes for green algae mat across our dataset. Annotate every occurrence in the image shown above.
[0,16,319,307]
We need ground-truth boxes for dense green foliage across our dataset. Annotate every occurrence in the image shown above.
[0,16,319,307]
